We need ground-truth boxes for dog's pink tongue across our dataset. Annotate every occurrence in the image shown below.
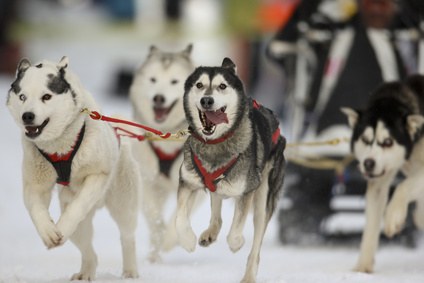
[204,110,228,124]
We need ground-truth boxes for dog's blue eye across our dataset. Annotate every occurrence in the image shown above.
[219,83,227,90]
[171,79,178,85]
[19,94,26,101]
[196,82,203,89]
[42,94,52,102]
[381,138,393,148]
[150,77,156,83]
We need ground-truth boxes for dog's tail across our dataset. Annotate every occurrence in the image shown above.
[266,136,286,222]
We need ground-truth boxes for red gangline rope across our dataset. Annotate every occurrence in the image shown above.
[86,110,172,139]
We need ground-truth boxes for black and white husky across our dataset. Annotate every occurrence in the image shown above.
[176,58,286,283]
[342,74,424,273]
[129,44,197,262]
[6,57,140,280]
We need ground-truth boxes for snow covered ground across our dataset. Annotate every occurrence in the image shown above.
[1,1,424,282]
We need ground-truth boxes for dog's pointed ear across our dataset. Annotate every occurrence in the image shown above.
[17,58,31,73]
[407,114,424,139]
[181,43,193,57]
[58,56,69,69]
[341,107,359,128]
[222,57,237,74]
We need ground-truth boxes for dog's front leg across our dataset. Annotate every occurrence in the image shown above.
[23,183,61,249]
[199,192,222,247]
[56,173,108,246]
[385,172,424,237]
[227,192,253,252]
[175,182,197,252]
[241,180,270,283]
[354,175,393,273]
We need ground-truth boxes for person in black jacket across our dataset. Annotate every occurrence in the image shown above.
[269,0,423,244]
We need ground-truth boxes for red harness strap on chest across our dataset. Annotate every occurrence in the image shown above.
[193,153,238,192]
[150,143,182,161]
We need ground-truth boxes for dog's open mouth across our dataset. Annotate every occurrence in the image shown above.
[25,118,49,139]
[154,100,178,123]
[364,170,385,179]
[198,107,228,136]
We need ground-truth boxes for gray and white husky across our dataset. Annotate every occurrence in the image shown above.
[176,58,286,283]
[342,74,424,273]
[7,57,140,280]
[129,44,196,262]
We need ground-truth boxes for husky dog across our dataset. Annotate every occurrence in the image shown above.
[342,74,424,273]
[129,44,195,262]
[6,57,140,280]
[176,58,286,283]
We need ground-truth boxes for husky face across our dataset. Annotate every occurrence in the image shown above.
[7,57,81,142]
[130,45,194,129]
[342,81,424,180]
[351,120,407,178]
[184,57,247,140]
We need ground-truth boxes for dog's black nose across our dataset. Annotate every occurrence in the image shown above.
[22,112,35,125]
[200,96,214,109]
[153,94,165,106]
[363,158,375,172]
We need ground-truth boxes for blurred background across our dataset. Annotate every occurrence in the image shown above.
[1,1,424,282]
[0,0,290,105]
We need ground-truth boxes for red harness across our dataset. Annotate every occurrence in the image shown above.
[149,142,183,177]
[38,124,85,186]
[150,143,182,161]
[190,99,281,192]
[192,153,238,192]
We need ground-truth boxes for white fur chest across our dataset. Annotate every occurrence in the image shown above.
[214,177,247,197]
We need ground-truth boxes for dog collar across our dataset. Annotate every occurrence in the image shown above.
[192,152,238,192]
[190,130,234,144]
[149,142,183,177]
[38,124,85,186]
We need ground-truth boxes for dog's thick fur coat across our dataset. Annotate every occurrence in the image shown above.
[129,45,196,262]
[7,57,140,280]
[176,58,286,283]
[342,74,424,273]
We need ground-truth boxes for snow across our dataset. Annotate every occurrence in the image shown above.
[1,1,424,282]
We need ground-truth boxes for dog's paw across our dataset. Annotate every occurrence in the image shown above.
[122,269,139,279]
[71,271,96,281]
[227,234,245,253]
[240,274,256,283]
[384,202,407,238]
[353,263,373,274]
[199,228,219,247]
[38,220,63,249]
[177,229,197,252]
[55,219,76,245]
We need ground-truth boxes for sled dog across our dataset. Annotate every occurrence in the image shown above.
[6,57,140,280]
[129,44,196,262]
[342,74,424,273]
[175,58,286,283]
